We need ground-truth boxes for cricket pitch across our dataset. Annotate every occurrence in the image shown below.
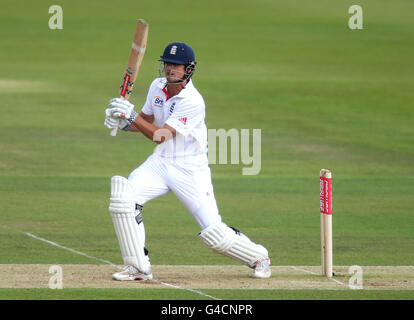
[0,265,413,290]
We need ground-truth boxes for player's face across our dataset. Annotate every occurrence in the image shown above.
[164,63,186,83]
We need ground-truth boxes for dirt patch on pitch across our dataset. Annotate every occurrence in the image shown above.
[0,265,413,290]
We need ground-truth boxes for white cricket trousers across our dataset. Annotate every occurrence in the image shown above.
[128,153,222,230]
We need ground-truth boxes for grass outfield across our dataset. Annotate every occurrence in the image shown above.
[1,289,414,300]
[0,0,413,300]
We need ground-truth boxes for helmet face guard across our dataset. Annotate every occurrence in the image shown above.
[158,42,197,84]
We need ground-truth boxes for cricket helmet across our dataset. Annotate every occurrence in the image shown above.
[159,42,197,82]
[159,42,196,66]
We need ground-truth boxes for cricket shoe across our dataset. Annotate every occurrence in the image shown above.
[112,265,153,281]
[252,257,271,278]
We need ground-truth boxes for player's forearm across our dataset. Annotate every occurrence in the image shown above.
[132,116,176,144]
[130,112,153,132]
[132,116,156,140]
[130,123,140,132]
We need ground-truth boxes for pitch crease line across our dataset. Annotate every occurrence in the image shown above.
[290,266,346,287]
[25,232,220,300]
[25,232,116,266]
[290,266,318,275]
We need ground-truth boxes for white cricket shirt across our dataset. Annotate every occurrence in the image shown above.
[141,78,208,159]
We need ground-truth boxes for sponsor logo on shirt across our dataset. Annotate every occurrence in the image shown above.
[153,96,163,107]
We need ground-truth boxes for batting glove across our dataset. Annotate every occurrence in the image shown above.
[108,97,135,119]
[104,108,127,129]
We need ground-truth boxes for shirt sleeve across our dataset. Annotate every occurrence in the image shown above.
[165,98,205,137]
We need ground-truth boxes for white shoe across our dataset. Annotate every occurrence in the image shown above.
[112,265,153,281]
[252,258,271,278]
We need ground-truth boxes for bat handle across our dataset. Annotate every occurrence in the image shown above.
[110,127,118,136]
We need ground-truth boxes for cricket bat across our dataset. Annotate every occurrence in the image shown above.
[110,19,149,136]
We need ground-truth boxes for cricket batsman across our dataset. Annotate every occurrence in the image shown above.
[104,42,271,280]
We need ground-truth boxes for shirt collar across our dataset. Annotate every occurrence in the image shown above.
[157,78,194,100]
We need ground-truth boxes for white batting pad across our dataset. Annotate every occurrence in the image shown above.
[198,222,269,268]
[109,175,150,274]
